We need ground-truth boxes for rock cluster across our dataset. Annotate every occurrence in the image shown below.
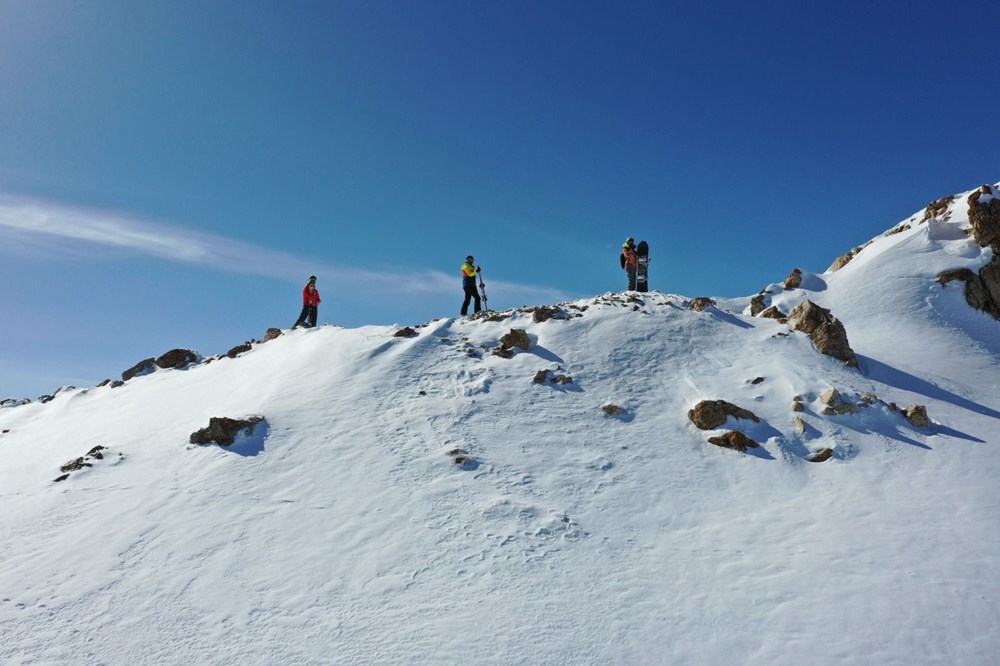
[937,186,1000,320]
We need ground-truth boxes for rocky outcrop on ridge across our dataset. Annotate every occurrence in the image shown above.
[786,300,859,368]
[936,185,1000,320]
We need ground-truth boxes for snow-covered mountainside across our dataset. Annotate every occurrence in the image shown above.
[2,185,999,665]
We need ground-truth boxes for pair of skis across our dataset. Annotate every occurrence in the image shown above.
[478,268,489,310]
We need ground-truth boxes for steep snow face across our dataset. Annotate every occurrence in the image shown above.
[1,193,1000,664]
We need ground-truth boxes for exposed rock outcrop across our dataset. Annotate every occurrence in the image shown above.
[784,268,803,290]
[820,388,859,415]
[759,305,787,322]
[808,448,834,463]
[750,293,767,316]
[688,400,760,430]
[190,416,265,446]
[263,328,283,343]
[967,186,1000,248]
[688,297,716,312]
[829,246,864,272]
[493,329,531,357]
[937,185,1000,320]
[707,430,758,452]
[786,300,859,368]
[394,327,419,337]
[527,306,569,323]
[226,343,253,358]
[923,195,955,222]
[122,357,156,382]
[155,348,198,370]
[904,405,930,428]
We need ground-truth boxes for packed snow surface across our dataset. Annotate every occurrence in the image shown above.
[2,188,999,664]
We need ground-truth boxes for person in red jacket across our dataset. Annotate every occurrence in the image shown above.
[292,275,321,328]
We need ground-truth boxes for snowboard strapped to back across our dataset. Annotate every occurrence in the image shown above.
[636,240,649,292]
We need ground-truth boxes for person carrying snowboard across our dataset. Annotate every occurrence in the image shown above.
[621,238,638,291]
[292,275,321,328]
[460,255,482,316]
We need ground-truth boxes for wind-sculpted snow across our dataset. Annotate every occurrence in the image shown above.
[1,189,1000,664]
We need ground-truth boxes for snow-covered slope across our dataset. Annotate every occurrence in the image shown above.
[2,186,999,665]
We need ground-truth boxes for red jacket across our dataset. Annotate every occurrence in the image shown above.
[302,283,321,306]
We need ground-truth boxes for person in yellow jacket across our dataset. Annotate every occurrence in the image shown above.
[460,255,481,315]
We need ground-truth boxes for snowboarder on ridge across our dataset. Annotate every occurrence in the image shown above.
[460,256,482,316]
[292,275,321,328]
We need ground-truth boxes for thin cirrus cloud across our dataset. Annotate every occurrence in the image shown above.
[0,196,571,303]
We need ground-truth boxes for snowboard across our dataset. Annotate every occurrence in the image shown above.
[636,240,649,292]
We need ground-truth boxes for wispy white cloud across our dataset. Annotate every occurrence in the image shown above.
[0,196,573,305]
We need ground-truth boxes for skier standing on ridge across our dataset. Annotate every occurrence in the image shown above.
[460,255,482,316]
[292,275,321,328]
[621,238,638,291]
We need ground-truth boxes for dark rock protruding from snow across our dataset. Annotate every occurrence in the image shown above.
[784,268,803,290]
[688,297,716,312]
[155,348,198,370]
[394,327,419,338]
[688,400,760,430]
[122,357,156,382]
[263,328,283,342]
[527,306,568,323]
[935,187,1000,321]
[190,416,265,446]
[500,329,530,351]
[904,405,930,428]
[707,430,758,452]
[968,186,1000,249]
[759,305,787,322]
[226,343,253,358]
[829,246,863,272]
[750,293,767,316]
[786,300,859,369]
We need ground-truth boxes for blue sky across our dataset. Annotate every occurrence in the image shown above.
[2,0,998,399]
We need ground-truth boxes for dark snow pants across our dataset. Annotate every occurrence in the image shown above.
[294,305,318,328]
[461,285,481,315]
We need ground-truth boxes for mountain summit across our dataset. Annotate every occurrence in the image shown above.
[2,183,999,665]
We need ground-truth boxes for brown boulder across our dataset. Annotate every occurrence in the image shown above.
[190,416,265,446]
[122,357,156,381]
[924,195,955,222]
[937,265,1000,320]
[529,306,567,323]
[967,185,1000,249]
[808,448,834,463]
[155,348,198,370]
[394,327,419,337]
[688,297,716,312]
[707,430,758,452]
[500,329,531,351]
[750,293,766,316]
[226,343,253,358]
[904,405,930,428]
[759,305,787,321]
[263,328,283,342]
[784,268,803,290]
[787,301,859,368]
[688,400,760,430]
